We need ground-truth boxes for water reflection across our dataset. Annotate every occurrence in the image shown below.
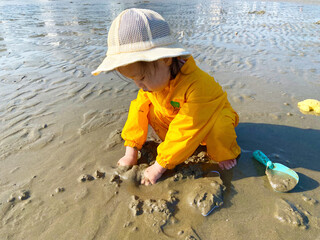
[0,0,319,85]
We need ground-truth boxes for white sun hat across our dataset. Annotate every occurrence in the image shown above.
[92,8,191,76]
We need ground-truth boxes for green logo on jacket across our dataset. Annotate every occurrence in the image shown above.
[170,101,180,108]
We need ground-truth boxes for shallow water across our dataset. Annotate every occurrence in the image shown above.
[0,0,319,88]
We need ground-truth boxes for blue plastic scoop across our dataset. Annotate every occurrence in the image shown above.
[253,150,299,192]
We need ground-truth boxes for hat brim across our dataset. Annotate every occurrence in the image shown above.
[91,43,191,76]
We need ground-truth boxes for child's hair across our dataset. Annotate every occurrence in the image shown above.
[170,58,184,79]
[138,57,184,80]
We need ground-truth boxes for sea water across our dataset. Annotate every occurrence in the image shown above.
[0,0,319,88]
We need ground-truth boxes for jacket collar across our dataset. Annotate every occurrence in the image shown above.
[179,56,197,75]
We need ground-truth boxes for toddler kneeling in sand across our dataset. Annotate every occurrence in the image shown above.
[92,8,241,186]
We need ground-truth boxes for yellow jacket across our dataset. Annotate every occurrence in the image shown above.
[121,56,235,169]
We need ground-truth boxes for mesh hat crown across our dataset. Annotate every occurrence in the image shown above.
[92,8,190,76]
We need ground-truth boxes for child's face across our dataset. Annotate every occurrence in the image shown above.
[117,58,172,92]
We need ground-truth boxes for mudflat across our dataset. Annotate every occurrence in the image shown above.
[0,0,320,239]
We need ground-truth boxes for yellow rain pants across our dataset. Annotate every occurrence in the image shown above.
[121,56,241,169]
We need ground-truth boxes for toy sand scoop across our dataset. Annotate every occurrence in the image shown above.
[253,150,299,192]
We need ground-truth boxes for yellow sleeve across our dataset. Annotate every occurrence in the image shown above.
[121,89,151,150]
[156,80,227,169]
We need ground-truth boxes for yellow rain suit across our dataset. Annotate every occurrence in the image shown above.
[121,56,241,169]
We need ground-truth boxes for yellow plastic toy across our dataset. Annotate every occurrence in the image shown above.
[297,99,320,114]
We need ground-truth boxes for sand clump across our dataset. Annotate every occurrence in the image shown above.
[55,187,65,193]
[128,195,177,233]
[7,190,30,203]
[265,168,298,192]
[112,164,148,184]
[95,170,105,178]
[89,147,228,236]
[120,160,224,238]
[187,178,225,216]
[113,150,226,217]
[78,170,106,182]
[78,174,95,182]
[274,198,308,229]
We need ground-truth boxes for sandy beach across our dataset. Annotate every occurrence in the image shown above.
[1,0,320,239]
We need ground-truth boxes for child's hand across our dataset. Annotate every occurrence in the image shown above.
[141,161,166,185]
[118,155,138,166]
[117,146,138,166]
[218,159,237,170]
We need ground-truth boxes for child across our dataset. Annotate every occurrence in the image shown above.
[92,8,241,186]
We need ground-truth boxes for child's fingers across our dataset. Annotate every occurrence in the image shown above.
[230,159,236,168]
[149,178,156,185]
[219,162,226,170]
[225,163,231,170]
[226,159,237,169]
[232,159,237,167]
[220,159,238,170]
[141,177,151,186]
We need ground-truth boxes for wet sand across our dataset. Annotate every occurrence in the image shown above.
[1,0,320,239]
